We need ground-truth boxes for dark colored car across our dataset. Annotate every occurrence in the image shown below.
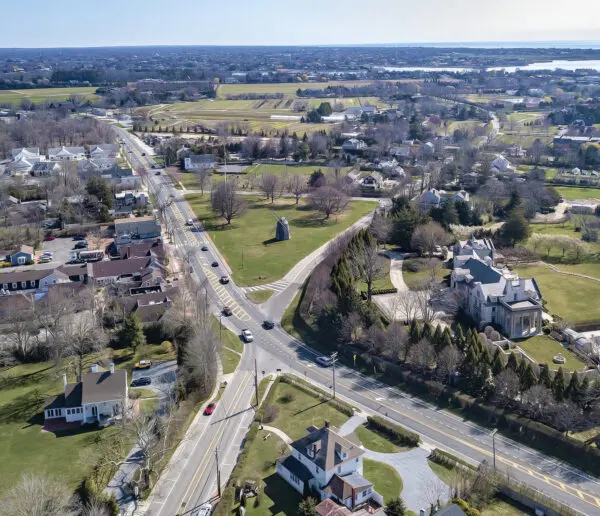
[263,320,275,330]
[203,402,216,416]
[201,245,208,251]
[211,261,218,267]
[141,152,146,156]
[74,241,88,249]
[131,377,152,387]
[220,276,229,284]
[73,233,86,241]
[155,171,161,175]
[43,235,56,241]
[222,306,233,316]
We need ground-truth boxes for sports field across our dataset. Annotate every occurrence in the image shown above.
[0,86,98,105]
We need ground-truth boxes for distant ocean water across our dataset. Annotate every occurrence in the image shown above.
[366,40,600,49]
[376,59,600,73]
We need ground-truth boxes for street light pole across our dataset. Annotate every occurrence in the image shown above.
[491,429,498,472]
[215,447,221,498]
[254,358,259,407]
[330,352,338,399]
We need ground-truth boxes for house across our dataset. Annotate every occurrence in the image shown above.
[44,363,127,426]
[507,144,526,158]
[115,190,148,208]
[114,216,161,246]
[116,240,166,262]
[11,147,40,161]
[342,139,367,152]
[277,423,382,511]
[89,144,119,159]
[117,286,177,323]
[451,257,543,339]
[102,167,141,188]
[6,148,41,176]
[0,267,71,293]
[31,161,61,177]
[184,154,215,171]
[491,154,513,173]
[389,145,413,161]
[48,146,85,161]
[415,189,470,211]
[570,203,596,215]
[89,256,165,286]
[7,244,34,266]
[78,158,119,178]
[361,172,383,188]
[461,171,479,188]
[453,238,496,269]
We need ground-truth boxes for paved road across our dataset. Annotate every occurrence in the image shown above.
[117,128,600,516]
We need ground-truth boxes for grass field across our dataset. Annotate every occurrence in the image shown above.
[268,382,348,441]
[363,458,403,502]
[186,194,376,286]
[402,258,450,290]
[0,359,121,496]
[246,289,274,304]
[555,187,600,201]
[353,423,409,453]
[514,265,600,325]
[514,334,586,371]
[357,257,395,293]
[0,86,98,106]
[483,495,532,515]
[428,460,457,486]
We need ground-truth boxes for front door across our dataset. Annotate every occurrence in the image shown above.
[92,405,98,418]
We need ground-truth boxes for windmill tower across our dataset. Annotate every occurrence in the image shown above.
[272,212,291,241]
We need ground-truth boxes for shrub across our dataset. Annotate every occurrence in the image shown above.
[361,287,398,299]
[429,448,476,471]
[279,392,295,404]
[406,260,422,272]
[129,390,141,400]
[263,404,279,424]
[366,415,420,447]
[156,341,173,354]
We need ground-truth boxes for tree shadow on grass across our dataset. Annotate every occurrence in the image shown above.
[261,473,302,515]
[289,215,329,229]
[292,399,327,416]
[0,365,54,391]
[0,390,45,425]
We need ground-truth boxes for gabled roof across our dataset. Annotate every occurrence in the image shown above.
[90,144,119,154]
[81,370,127,404]
[279,455,313,482]
[187,154,214,163]
[90,256,154,280]
[48,146,85,157]
[11,147,39,159]
[459,258,502,284]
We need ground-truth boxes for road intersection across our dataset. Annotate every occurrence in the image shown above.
[117,128,600,516]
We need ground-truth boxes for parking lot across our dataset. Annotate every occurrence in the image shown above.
[131,360,177,395]
[40,236,77,265]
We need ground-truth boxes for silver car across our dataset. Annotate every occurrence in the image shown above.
[316,356,333,367]
[242,329,254,342]
[192,503,212,516]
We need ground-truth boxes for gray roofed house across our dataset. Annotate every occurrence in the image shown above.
[114,216,161,246]
[184,154,215,171]
[32,161,61,176]
[452,238,496,268]
[44,365,128,425]
[89,255,165,286]
[48,146,85,161]
[89,144,119,159]
[11,147,40,160]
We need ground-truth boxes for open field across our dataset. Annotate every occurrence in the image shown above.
[186,194,376,286]
[363,458,403,502]
[555,186,600,201]
[353,422,410,453]
[0,86,98,105]
[514,265,600,325]
[514,334,586,372]
[268,382,348,441]
[0,359,121,496]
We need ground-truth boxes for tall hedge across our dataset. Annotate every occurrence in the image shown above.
[367,415,420,447]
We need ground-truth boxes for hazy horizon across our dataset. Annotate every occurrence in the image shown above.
[1,0,599,48]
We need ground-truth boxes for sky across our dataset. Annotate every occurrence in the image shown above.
[1,0,600,48]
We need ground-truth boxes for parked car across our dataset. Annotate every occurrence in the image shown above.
[73,233,87,241]
[222,306,233,316]
[192,504,212,516]
[135,359,152,369]
[155,171,161,175]
[201,245,208,251]
[211,261,218,267]
[220,276,229,284]
[39,255,53,263]
[203,402,216,416]
[241,329,254,342]
[141,152,146,156]
[263,320,275,330]
[186,219,194,226]
[316,356,333,367]
[74,241,88,249]
[43,235,55,241]
[131,377,151,387]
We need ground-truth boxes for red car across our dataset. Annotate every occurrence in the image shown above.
[43,235,56,241]
[203,402,216,416]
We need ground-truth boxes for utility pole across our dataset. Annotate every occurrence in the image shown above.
[491,429,498,472]
[254,358,259,406]
[215,447,221,498]
[331,352,338,399]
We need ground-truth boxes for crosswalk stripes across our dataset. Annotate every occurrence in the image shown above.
[243,280,290,294]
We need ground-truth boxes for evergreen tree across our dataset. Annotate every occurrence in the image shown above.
[299,497,317,516]
[454,324,466,350]
[501,210,531,247]
[492,348,505,376]
[521,363,537,391]
[566,370,581,401]
[423,323,434,343]
[507,352,519,371]
[538,364,552,389]
[432,325,442,349]
[552,367,566,402]
[579,375,591,407]
[439,330,453,353]
[121,313,146,352]
[385,497,407,516]
[409,320,422,345]
[516,357,527,380]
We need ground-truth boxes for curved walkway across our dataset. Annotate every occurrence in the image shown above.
[261,425,292,444]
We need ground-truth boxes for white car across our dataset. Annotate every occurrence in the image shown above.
[316,356,333,367]
[192,503,212,516]
[242,329,254,342]
[186,219,194,226]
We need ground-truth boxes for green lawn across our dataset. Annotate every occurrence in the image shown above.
[402,258,450,290]
[221,348,242,374]
[219,320,244,373]
[111,342,176,375]
[0,86,98,105]
[514,335,586,372]
[428,460,457,486]
[247,289,275,304]
[0,360,121,496]
[235,429,302,516]
[514,265,600,325]
[268,383,349,441]
[216,80,393,98]
[483,495,532,515]
[356,256,395,293]
[555,187,600,201]
[245,163,349,179]
[552,263,600,280]
[363,458,403,502]
[186,195,376,286]
[353,423,409,453]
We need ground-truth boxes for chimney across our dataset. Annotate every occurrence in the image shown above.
[90,364,98,373]
[109,362,115,375]
[324,420,329,429]
[419,510,425,516]
[63,373,68,393]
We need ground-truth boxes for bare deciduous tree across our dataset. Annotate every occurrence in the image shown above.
[287,174,307,205]
[410,221,449,256]
[493,368,520,407]
[196,168,211,196]
[0,474,70,516]
[309,185,349,220]
[436,345,463,384]
[259,173,279,203]
[384,321,408,361]
[407,338,435,373]
[351,236,386,302]
[339,312,364,345]
[61,312,108,381]
[211,179,247,224]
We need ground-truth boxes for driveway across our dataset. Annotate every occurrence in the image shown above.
[131,360,177,397]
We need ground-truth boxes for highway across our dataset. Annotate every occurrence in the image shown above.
[116,128,600,516]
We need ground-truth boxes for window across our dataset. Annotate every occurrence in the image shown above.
[337,466,341,473]
[2,284,6,289]
[21,282,26,288]
[12,283,17,289]
[17,256,25,265]
[30,280,35,287]
[514,294,517,301]
[290,473,300,484]
[356,458,359,463]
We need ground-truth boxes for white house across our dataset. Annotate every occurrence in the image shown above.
[89,144,119,159]
[342,139,367,152]
[31,161,61,177]
[452,238,496,269]
[184,154,215,171]
[415,188,470,211]
[44,363,128,425]
[48,146,85,161]
[491,154,513,173]
[7,147,41,176]
[277,423,382,511]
